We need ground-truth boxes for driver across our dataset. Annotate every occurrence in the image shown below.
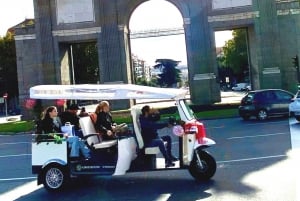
[139,105,178,168]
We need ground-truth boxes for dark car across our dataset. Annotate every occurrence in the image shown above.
[239,89,294,121]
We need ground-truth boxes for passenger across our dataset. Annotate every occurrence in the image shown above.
[139,105,178,168]
[39,106,90,160]
[90,104,102,125]
[79,107,89,117]
[60,104,83,138]
[94,101,116,141]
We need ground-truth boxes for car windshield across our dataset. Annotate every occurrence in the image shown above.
[245,92,254,101]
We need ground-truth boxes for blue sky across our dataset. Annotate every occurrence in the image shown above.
[0,0,34,36]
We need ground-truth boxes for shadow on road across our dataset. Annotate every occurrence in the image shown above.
[16,171,213,201]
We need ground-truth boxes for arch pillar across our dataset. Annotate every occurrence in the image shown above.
[184,1,220,104]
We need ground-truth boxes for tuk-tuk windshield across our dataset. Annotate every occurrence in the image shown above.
[179,100,196,121]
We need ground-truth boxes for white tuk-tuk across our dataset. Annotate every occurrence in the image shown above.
[30,84,216,191]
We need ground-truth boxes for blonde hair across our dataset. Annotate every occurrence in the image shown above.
[95,101,109,113]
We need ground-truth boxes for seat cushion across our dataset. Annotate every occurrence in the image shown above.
[93,140,118,149]
[145,146,160,155]
[144,141,167,155]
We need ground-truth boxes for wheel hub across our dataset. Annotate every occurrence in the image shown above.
[197,160,208,173]
[46,168,63,189]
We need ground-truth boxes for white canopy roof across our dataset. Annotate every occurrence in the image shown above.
[29,84,187,100]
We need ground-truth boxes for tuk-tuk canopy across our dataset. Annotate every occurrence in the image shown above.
[29,84,187,100]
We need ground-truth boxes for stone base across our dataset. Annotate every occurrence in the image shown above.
[190,73,221,105]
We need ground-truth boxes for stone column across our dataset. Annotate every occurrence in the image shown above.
[97,1,131,109]
[34,0,57,84]
[185,0,220,104]
[248,26,260,90]
[253,0,282,89]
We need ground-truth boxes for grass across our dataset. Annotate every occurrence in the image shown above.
[0,121,35,133]
[195,108,238,119]
[0,108,238,134]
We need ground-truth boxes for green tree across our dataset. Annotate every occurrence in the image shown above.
[72,42,99,84]
[0,32,18,105]
[223,29,249,82]
[136,76,158,87]
[153,59,181,88]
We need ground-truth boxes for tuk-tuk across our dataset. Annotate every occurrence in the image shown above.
[30,84,216,191]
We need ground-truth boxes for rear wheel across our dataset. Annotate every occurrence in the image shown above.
[295,116,300,122]
[188,150,216,181]
[257,109,268,121]
[241,115,250,121]
[43,164,68,191]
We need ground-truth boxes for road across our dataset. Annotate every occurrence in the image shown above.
[0,117,299,201]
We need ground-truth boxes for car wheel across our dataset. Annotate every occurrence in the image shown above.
[295,116,300,122]
[242,115,250,120]
[257,109,268,121]
[43,164,68,191]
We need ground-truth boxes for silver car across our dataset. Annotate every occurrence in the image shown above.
[289,90,300,121]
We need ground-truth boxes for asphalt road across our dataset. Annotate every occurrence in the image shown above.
[0,117,299,201]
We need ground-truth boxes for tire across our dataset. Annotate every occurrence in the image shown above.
[242,115,250,121]
[295,116,300,122]
[188,150,216,181]
[257,109,268,121]
[43,164,68,191]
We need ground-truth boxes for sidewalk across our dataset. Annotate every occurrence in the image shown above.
[0,115,21,124]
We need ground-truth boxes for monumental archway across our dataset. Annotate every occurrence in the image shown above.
[15,0,300,116]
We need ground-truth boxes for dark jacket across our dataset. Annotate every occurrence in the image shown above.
[60,111,80,130]
[139,115,167,146]
[41,117,62,134]
[95,111,114,135]
[36,117,62,142]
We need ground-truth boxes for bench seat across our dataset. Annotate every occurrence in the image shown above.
[79,116,117,150]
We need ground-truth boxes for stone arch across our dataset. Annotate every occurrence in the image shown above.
[116,0,221,104]
[119,0,190,28]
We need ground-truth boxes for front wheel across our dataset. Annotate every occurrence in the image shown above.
[295,116,300,122]
[188,150,216,181]
[43,164,68,191]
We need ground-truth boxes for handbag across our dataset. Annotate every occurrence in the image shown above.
[61,122,75,136]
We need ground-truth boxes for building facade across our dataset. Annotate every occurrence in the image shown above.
[14,0,300,116]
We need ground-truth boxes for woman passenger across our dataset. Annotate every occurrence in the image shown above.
[95,101,116,140]
[38,106,90,160]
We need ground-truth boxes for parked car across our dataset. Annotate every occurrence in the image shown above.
[239,89,294,121]
[289,90,300,121]
[232,83,251,91]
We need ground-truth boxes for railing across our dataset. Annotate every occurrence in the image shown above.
[130,27,184,39]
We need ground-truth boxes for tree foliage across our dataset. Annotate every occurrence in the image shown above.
[0,33,18,100]
[153,59,181,88]
[72,42,99,84]
[136,76,158,87]
[222,29,249,82]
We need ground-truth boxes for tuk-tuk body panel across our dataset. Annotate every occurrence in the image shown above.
[32,141,68,167]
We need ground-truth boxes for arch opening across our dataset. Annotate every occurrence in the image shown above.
[128,0,188,88]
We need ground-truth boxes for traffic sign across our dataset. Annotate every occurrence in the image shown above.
[3,93,8,99]
[0,97,4,104]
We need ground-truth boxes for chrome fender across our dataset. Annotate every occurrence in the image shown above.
[185,137,215,164]
[193,137,216,150]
